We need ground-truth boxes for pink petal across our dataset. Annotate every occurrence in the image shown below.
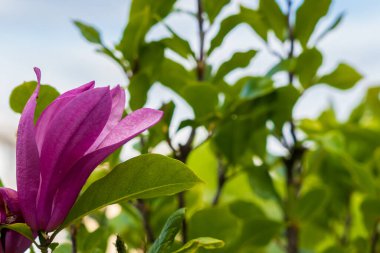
[5,231,32,253]
[46,108,163,231]
[35,81,95,152]
[36,87,112,229]
[16,69,41,230]
[86,85,125,154]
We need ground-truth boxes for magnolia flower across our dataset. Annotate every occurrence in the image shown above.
[17,68,163,232]
[0,188,31,253]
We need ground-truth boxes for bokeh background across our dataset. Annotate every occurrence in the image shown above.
[0,0,379,187]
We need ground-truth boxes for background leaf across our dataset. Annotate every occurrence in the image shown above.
[9,81,60,121]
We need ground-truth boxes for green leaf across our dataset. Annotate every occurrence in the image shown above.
[128,73,151,110]
[295,0,332,47]
[271,85,300,132]
[203,0,230,24]
[49,243,59,251]
[266,58,297,77]
[173,238,224,253]
[239,6,269,42]
[9,81,60,121]
[119,7,152,62]
[0,223,34,242]
[73,21,102,44]
[213,50,257,82]
[121,0,175,62]
[53,243,71,253]
[259,0,286,40]
[247,165,280,202]
[158,59,194,94]
[148,208,185,253]
[61,154,201,229]
[182,84,219,118]
[239,218,282,247]
[295,48,323,89]
[361,197,380,230]
[188,206,240,251]
[161,35,194,59]
[295,187,327,221]
[239,76,274,100]
[129,0,175,21]
[208,14,242,54]
[229,200,266,220]
[315,12,345,44]
[319,63,362,90]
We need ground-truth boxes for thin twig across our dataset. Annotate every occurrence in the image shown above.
[70,225,78,253]
[212,157,228,206]
[370,220,379,253]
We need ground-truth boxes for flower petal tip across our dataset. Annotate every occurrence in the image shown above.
[33,67,41,85]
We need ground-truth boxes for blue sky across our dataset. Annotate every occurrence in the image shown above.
[0,0,379,185]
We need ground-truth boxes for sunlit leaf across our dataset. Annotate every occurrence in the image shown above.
[61,154,201,229]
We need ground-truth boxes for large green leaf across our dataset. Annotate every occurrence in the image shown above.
[158,59,194,94]
[239,76,274,100]
[182,84,219,118]
[120,0,175,62]
[188,206,241,252]
[239,218,283,247]
[247,165,280,202]
[271,85,300,132]
[295,48,323,89]
[161,35,194,60]
[148,208,185,253]
[259,0,286,40]
[295,0,332,47]
[213,50,257,82]
[9,81,60,121]
[61,154,201,229]
[203,0,230,24]
[73,21,102,45]
[318,63,362,90]
[173,238,224,253]
[239,6,269,42]
[129,0,175,20]
[128,73,151,110]
[208,14,242,54]
[295,187,327,222]
[119,7,152,62]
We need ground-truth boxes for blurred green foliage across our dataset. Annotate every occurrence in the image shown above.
[9,0,380,252]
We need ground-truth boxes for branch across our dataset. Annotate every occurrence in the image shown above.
[212,157,228,206]
[371,220,379,253]
[136,199,155,245]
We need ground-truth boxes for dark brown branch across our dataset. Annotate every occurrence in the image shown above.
[136,199,155,245]
[371,220,379,253]
[70,225,78,253]
[284,1,300,253]
[176,0,206,244]
[286,0,295,85]
[196,0,206,81]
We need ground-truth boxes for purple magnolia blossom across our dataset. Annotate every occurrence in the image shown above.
[0,188,31,253]
[16,68,163,232]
